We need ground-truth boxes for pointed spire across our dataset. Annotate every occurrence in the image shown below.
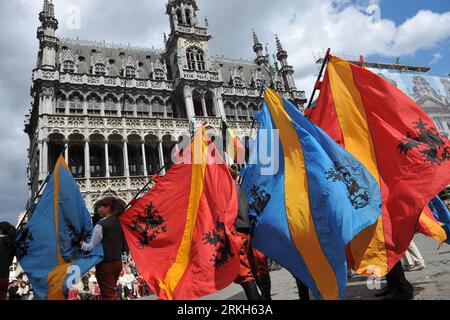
[42,0,55,18]
[252,29,260,46]
[275,34,284,53]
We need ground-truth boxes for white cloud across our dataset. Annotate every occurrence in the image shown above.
[429,52,444,65]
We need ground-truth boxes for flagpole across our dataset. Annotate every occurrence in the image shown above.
[120,164,168,214]
[306,48,331,110]
[17,147,68,229]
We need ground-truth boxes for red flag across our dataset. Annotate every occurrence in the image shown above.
[119,128,240,300]
[308,55,450,276]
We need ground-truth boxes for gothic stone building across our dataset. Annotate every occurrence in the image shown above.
[24,0,306,211]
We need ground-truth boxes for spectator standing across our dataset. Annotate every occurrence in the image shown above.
[0,222,16,300]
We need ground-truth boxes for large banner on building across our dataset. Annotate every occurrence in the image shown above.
[369,69,450,136]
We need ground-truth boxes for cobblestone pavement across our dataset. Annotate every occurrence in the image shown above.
[199,234,450,300]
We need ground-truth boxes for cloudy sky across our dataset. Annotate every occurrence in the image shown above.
[0,0,449,224]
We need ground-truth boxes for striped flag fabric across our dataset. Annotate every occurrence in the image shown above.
[16,155,103,300]
[307,54,450,276]
[240,87,381,299]
[119,127,240,300]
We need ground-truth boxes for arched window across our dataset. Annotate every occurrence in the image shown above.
[69,145,84,178]
[87,94,101,115]
[63,61,75,73]
[234,77,244,87]
[145,135,160,175]
[125,66,136,78]
[108,145,123,177]
[186,47,205,71]
[104,96,118,116]
[152,98,165,118]
[94,63,106,76]
[237,103,248,121]
[89,144,105,177]
[166,100,174,118]
[248,103,257,119]
[162,135,176,170]
[225,102,236,121]
[136,98,150,117]
[56,95,66,114]
[69,93,84,115]
[185,9,191,25]
[176,9,183,24]
[123,96,134,117]
[154,69,165,81]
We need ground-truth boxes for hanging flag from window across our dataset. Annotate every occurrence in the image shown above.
[240,87,382,300]
[16,155,103,300]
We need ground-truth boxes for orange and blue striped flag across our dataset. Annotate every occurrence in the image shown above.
[16,155,103,300]
[308,55,450,276]
[241,88,382,299]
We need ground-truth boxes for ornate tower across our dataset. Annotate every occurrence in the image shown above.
[165,0,224,120]
[253,30,268,67]
[275,35,296,92]
[37,0,59,70]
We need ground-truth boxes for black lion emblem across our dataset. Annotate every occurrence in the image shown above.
[202,218,234,268]
[248,185,271,230]
[325,161,370,209]
[398,118,449,164]
[127,202,167,249]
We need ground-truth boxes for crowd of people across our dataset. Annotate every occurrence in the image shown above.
[67,253,153,301]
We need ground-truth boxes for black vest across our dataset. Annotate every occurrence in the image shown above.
[98,216,125,262]
[235,185,251,233]
[0,237,14,279]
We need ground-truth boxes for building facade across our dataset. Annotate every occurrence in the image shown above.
[24,0,306,211]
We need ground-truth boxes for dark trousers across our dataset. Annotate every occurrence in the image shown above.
[386,261,413,292]
[0,278,8,300]
[95,260,123,300]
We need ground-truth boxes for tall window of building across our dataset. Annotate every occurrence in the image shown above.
[237,103,248,121]
[186,47,205,71]
[104,97,118,116]
[225,102,236,121]
[56,96,66,114]
[69,93,84,115]
[176,9,183,24]
[123,97,134,117]
[108,145,123,177]
[152,98,165,118]
[136,98,150,117]
[69,145,84,178]
[185,9,191,25]
[89,145,104,177]
[87,95,101,115]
